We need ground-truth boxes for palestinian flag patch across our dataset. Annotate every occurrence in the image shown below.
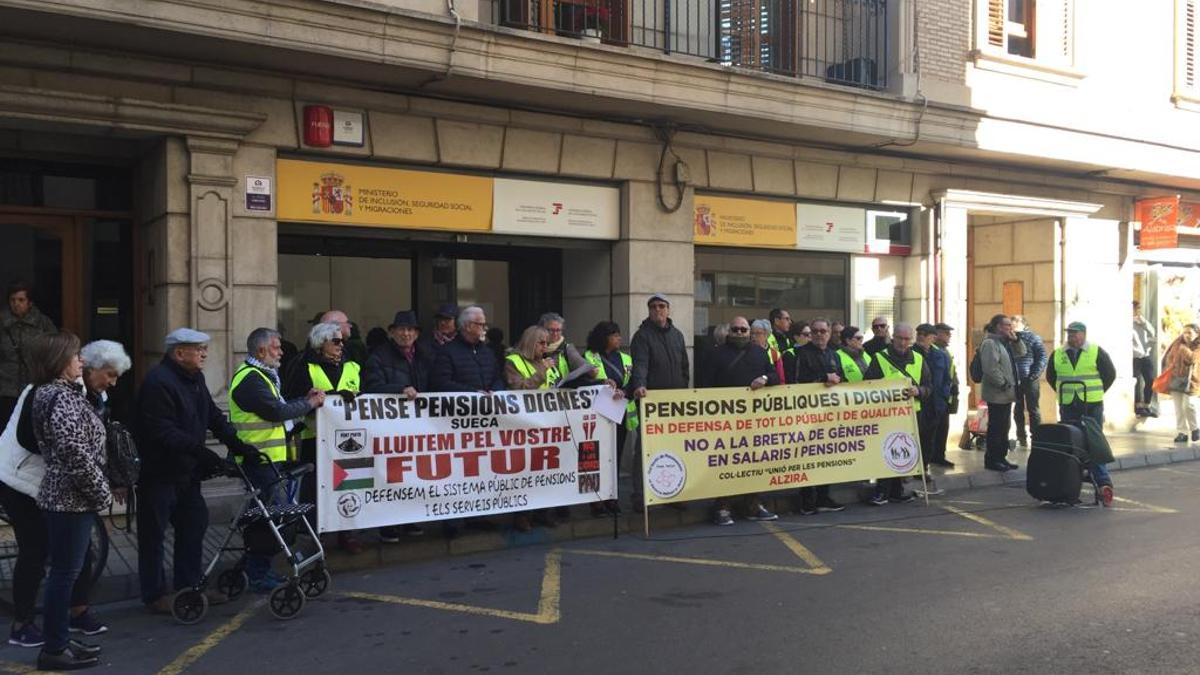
[332,457,375,491]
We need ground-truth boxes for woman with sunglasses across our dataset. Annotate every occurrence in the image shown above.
[834,326,873,383]
[503,325,561,532]
[285,321,363,552]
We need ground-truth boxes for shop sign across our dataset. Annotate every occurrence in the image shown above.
[1179,201,1200,229]
[1136,196,1180,250]
[492,178,619,240]
[796,203,867,253]
[693,194,796,248]
[276,159,492,232]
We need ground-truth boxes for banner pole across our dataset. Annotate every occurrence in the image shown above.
[643,505,650,538]
[915,405,929,507]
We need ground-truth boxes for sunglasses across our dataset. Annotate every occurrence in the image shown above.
[812,328,829,334]
[800,331,812,336]
[729,326,750,333]
[329,338,344,346]
[872,324,888,329]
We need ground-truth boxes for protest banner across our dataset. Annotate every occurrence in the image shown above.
[316,386,618,533]
[640,380,922,506]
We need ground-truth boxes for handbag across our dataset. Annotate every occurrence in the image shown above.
[103,419,141,489]
[1152,369,1173,395]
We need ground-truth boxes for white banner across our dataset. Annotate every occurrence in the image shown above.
[316,386,618,533]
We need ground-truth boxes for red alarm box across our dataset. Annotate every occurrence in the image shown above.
[303,105,333,147]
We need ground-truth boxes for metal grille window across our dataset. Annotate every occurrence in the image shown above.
[488,0,890,90]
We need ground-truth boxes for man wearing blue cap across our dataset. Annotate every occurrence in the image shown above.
[136,328,258,613]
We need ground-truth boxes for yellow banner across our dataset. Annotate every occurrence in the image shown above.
[640,381,922,505]
[693,194,796,248]
[276,159,492,231]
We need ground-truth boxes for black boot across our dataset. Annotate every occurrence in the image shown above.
[38,645,99,670]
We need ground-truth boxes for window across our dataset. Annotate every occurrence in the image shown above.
[1175,0,1200,106]
[975,0,1077,76]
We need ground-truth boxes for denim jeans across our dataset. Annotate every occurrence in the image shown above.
[43,512,95,652]
[1091,461,1111,486]
[243,462,288,583]
[0,485,93,624]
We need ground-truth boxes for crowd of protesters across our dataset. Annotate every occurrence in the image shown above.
[0,274,1138,668]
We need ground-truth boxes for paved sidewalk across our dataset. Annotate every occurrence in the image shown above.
[0,427,1191,606]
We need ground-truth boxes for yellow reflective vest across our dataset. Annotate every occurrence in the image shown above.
[584,349,639,431]
[1053,344,1104,405]
[836,349,873,383]
[506,353,559,388]
[228,365,289,463]
[302,361,361,442]
[875,350,924,413]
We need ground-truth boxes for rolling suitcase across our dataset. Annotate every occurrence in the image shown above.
[1026,423,1087,504]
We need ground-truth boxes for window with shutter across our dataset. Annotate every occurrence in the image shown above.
[974,0,1078,78]
[1175,0,1200,106]
[1186,0,1197,91]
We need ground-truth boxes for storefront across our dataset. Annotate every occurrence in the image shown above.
[691,191,912,346]
[274,158,619,347]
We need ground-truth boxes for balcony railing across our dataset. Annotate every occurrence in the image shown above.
[486,0,889,90]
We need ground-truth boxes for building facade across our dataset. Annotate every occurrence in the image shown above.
[2,0,1198,430]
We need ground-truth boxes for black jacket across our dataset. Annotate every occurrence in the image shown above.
[432,335,506,392]
[863,335,889,355]
[629,318,689,391]
[699,343,778,388]
[362,340,433,394]
[136,357,246,485]
[783,342,837,384]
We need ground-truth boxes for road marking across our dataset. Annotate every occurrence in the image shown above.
[572,548,830,575]
[941,504,1033,540]
[341,549,562,625]
[760,521,832,573]
[0,660,36,674]
[1110,496,1178,514]
[1154,467,1200,477]
[836,524,1014,539]
[157,598,266,675]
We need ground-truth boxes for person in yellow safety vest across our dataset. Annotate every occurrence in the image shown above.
[767,308,794,357]
[502,325,562,532]
[537,312,595,387]
[284,320,362,553]
[863,323,929,506]
[229,327,326,592]
[584,320,638,517]
[833,325,873,383]
[1045,320,1116,502]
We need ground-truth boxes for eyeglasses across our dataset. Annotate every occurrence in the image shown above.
[872,324,888,330]
[729,326,749,333]
[329,338,344,346]
[546,328,563,334]
[800,331,811,337]
[812,328,829,334]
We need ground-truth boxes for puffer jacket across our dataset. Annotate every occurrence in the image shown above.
[362,340,433,394]
[0,306,56,398]
[629,318,690,391]
[0,385,42,498]
[32,379,111,513]
[431,335,506,392]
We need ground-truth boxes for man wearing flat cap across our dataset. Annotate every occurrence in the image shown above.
[364,310,432,400]
[136,328,258,613]
[628,293,689,511]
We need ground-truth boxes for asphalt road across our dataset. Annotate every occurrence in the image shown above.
[4,464,1199,675]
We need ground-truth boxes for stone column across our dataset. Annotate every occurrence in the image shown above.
[614,181,695,373]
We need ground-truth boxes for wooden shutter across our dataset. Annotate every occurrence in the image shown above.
[1187,0,1197,89]
[1035,0,1074,65]
[987,0,1006,48]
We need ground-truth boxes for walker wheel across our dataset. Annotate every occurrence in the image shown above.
[269,583,306,620]
[172,589,209,625]
[217,569,249,601]
[298,567,332,599]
